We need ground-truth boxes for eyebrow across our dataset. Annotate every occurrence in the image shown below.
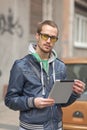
[40,33,58,38]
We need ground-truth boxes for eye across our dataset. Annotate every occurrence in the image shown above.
[43,34,49,38]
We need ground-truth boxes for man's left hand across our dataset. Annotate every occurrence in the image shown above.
[73,79,86,94]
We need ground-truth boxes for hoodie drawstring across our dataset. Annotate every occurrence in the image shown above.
[53,61,56,83]
[40,61,56,96]
[40,62,45,96]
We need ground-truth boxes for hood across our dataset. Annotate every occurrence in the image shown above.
[28,42,57,63]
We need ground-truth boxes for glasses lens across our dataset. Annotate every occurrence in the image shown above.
[41,34,49,41]
[51,37,58,42]
[40,33,58,43]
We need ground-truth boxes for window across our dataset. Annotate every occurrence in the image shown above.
[74,0,87,48]
[74,14,87,48]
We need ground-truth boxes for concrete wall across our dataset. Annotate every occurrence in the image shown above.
[0,0,30,101]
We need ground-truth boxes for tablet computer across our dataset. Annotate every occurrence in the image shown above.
[49,80,74,103]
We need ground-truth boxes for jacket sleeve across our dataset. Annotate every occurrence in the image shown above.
[4,61,34,111]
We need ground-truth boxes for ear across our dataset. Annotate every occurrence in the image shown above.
[35,33,40,41]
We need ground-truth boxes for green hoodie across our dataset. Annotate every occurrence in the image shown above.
[32,53,49,73]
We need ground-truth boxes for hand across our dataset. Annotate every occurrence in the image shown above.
[34,97,55,109]
[73,79,85,94]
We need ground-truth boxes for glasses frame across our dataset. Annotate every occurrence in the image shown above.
[39,33,58,43]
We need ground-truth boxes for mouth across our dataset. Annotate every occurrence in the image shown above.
[44,44,51,49]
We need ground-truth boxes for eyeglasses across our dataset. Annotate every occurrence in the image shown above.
[39,33,58,43]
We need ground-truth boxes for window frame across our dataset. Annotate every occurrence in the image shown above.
[74,13,87,48]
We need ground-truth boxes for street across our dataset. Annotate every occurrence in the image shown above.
[0,101,19,130]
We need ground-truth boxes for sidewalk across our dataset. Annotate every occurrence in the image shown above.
[0,101,19,130]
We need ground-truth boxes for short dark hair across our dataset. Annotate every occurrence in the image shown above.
[36,20,59,36]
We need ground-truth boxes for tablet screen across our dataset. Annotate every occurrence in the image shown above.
[49,80,74,103]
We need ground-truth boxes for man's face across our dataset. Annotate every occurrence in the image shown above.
[36,25,58,53]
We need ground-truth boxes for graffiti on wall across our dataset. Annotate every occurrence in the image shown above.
[0,8,23,37]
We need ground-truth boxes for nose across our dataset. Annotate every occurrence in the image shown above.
[47,37,51,42]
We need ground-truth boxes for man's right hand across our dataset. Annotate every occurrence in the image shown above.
[34,97,55,109]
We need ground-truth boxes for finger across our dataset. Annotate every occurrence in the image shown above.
[41,98,55,106]
[73,84,85,94]
[34,98,55,109]
[74,80,86,87]
[74,80,86,90]
[42,98,55,103]
[73,87,84,94]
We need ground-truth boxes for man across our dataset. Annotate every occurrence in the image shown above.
[5,20,85,130]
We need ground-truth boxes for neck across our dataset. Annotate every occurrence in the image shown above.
[36,47,50,60]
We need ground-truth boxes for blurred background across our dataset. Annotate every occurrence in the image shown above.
[0,0,87,101]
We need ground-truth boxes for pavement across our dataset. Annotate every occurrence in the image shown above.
[0,101,19,130]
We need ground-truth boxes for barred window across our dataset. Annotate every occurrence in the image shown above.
[74,0,87,48]
[74,14,87,48]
